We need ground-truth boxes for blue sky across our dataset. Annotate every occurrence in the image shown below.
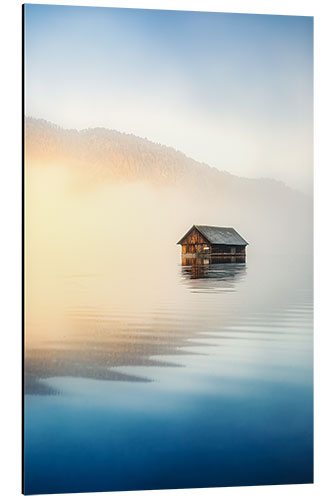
[24,5,313,193]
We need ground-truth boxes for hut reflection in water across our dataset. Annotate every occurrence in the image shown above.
[181,255,246,283]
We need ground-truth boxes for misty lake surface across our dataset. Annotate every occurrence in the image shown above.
[24,251,313,494]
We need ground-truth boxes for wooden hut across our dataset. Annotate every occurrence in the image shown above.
[177,225,248,258]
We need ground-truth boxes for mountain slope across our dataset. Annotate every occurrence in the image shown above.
[24,117,312,255]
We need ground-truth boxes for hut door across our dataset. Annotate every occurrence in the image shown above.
[231,247,236,254]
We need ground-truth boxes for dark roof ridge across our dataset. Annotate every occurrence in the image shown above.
[177,225,248,246]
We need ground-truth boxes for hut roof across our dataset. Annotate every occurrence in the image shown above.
[177,225,248,246]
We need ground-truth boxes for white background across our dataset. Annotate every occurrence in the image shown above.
[0,1,332,499]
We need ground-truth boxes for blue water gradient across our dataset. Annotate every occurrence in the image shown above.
[24,254,313,494]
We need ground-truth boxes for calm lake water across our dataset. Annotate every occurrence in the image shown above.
[24,251,313,494]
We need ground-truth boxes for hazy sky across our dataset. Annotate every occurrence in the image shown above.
[24,5,313,193]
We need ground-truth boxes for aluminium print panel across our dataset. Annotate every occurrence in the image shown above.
[23,4,313,495]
